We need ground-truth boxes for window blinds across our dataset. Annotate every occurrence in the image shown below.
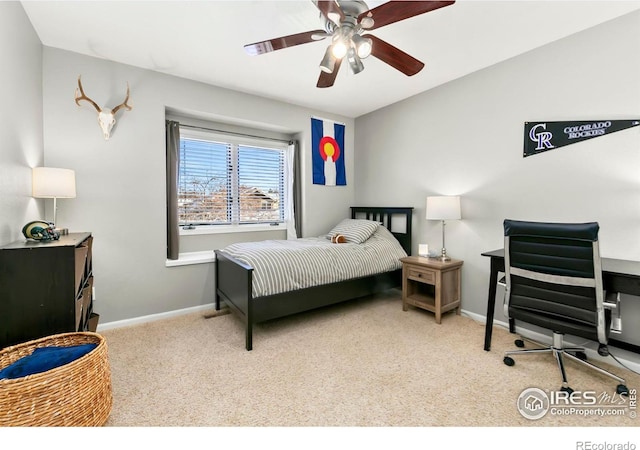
[178,134,285,226]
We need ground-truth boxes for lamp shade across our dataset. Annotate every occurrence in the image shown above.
[426,196,461,220]
[32,167,76,198]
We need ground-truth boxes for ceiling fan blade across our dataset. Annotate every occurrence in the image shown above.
[245,29,327,55]
[359,1,455,31]
[364,34,424,76]
[313,0,344,25]
[317,58,343,88]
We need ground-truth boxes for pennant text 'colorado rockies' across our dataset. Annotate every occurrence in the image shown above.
[524,120,639,157]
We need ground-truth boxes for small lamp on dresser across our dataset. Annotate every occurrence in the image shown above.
[32,167,76,235]
[426,195,461,261]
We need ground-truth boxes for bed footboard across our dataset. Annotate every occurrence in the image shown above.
[214,250,254,350]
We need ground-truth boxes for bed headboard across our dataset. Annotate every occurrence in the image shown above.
[351,207,413,255]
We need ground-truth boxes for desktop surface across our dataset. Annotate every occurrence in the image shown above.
[481,249,640,353]
[482,248,640,279]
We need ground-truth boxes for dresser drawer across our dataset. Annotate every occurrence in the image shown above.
[406,265,436,284]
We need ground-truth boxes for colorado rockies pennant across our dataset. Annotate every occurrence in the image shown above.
[524,120,640,157]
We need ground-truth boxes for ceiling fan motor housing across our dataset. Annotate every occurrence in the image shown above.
[322,0,371,34]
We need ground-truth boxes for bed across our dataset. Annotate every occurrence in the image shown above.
[214,206,413,350]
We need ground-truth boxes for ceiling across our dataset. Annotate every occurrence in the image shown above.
[21,0,640,118]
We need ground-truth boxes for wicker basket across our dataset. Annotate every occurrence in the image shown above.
[0,332,112,426]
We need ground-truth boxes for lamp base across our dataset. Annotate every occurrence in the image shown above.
[440,248,451,261]
[54,227,69,236]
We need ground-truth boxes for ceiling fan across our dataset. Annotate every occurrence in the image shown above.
[244,1,455,88]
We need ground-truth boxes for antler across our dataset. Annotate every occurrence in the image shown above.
[111,82,132,115]
[74,76,102,112]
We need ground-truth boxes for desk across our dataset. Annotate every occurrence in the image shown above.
[481,248,640,352]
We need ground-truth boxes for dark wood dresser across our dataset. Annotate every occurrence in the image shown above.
[0,232,94,349]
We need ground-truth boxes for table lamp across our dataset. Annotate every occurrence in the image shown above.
[32,167,76,235]
[426,196,461,261]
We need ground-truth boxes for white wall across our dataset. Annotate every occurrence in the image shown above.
[0,2,44,246]
[355,11,640,325]
[41,47,354,323]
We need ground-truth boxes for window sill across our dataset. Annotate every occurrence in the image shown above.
[180,223,285,236]
[165,251,216,267]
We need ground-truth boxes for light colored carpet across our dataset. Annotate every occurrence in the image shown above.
[101,289,640,428]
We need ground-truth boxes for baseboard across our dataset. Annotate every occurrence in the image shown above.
[97,303,216,332]
[460,308,640,376]
[460,309,487,324]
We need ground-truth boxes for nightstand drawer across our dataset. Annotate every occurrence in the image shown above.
[406,265,435,284]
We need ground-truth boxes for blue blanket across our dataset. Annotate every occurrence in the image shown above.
[0,343,97,380]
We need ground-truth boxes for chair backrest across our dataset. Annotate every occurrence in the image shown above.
[503,219,607,343]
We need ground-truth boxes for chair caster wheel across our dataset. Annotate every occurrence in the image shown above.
[515,339,525,348]
[617,384,629,396]
[574,351,587,361]
[504,356,515,366]
[561,386,574,395]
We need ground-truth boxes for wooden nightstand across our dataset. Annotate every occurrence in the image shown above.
[400,256,463,324]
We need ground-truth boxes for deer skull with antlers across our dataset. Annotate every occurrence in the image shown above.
[75,76,132,140]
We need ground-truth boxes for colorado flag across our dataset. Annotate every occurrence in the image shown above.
[312,118,346,186]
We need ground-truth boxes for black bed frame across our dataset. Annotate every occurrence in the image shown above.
[214,207,413,350]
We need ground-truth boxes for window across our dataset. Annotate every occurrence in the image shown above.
[178,127,288,229]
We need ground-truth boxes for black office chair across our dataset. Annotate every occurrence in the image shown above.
[502,219,628,395]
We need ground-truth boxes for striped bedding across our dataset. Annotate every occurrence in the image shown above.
[219,224,408,298]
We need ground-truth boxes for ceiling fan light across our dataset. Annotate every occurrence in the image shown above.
[347,47,364,75]
[319,46,336,73]
[331,40,348,59]
[353,35,372,59]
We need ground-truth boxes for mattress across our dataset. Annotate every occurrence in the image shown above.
[219,224,407,298]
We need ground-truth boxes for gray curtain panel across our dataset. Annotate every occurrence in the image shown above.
[166,120,180,260]
[292,140,302,238]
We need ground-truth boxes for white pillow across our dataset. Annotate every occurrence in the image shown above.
[326,219,380,244]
